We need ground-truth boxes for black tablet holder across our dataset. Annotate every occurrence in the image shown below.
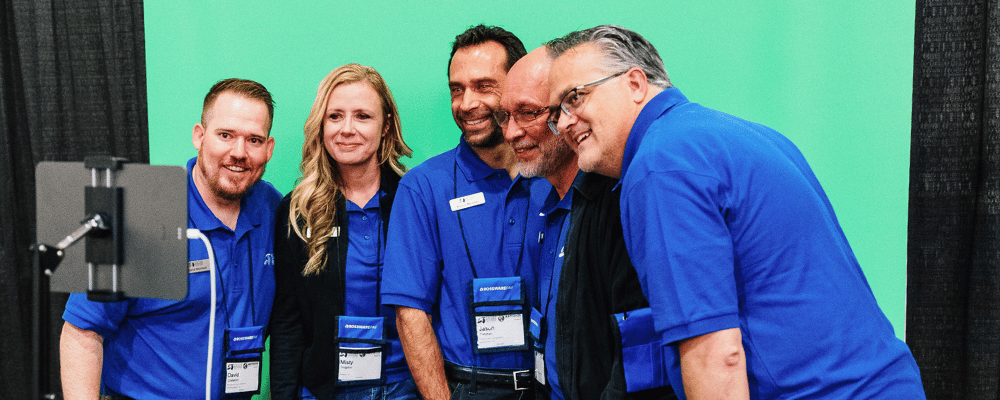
[31,156,188,399]
[33,156,128,301]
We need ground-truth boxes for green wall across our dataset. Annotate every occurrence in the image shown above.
[145,0,915,343]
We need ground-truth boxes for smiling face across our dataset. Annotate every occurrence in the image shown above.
[501,48,575,178]
[549,43,636,178]
[322,81,386,172]
[449,40,508,148]
[192,91,274,203]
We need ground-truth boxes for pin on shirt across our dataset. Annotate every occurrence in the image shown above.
[450,192,486,212]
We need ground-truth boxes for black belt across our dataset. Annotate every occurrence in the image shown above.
[444,361,532,391]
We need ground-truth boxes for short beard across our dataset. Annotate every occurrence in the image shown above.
[518,136,574,178]
[465,125,506,149]
[198,155,264,202]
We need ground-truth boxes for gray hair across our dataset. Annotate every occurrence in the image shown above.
[546,25,672,89]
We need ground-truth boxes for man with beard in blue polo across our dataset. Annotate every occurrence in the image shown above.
[60,78,282,400]
[381,25,550,400]
[501,46,674,400]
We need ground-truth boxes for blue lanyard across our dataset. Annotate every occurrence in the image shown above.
[539,212,569,322]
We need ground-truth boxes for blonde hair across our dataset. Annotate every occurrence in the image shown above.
[288,64,412,276]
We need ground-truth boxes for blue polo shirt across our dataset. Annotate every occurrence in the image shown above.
[62,157,281,400]
[343,191,409,383]
[537,185,573,400]
[381,137,550,370]
[618,89,925,399]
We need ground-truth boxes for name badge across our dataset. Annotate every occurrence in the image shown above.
[339,349,383,382]
[225,358,261,394]
[535,350,545,385]
[224,326,265,396]
[450,192,486,212]
[470,277,527,352]
[189,258,210,273]
[337,316,386,384]
[614,308,670,393]
[530,307,545,384]
[475,313,525,349]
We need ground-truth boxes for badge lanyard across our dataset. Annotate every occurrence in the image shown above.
[455,160,532,356]
[215,231,264,397]
[539,214,567,327]
[335,196,388,386]
[453,161,529,279]
[534,211,568,385]
[215,237,258,330]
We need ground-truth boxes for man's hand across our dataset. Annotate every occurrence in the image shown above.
[60,322,104,400]
[396,306,451,400]
[678,327,750,400]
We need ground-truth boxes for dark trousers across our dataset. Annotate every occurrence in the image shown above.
[448,379,535,400]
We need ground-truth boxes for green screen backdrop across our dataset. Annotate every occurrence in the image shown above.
[145,1,915,394]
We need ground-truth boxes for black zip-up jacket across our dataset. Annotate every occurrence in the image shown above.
[553,172,675,400]
[269,167,401,400]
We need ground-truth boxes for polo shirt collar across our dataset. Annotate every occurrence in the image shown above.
[570,170,602,202]
[541,171,579,216]
[456,135,507,182]
[186,157,261,234]
[619,88,688,185]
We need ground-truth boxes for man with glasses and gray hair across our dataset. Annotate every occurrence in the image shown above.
[546,25,925,399]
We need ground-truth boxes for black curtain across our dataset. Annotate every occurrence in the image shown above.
[908,0,1000,399]
[0,0,147,398]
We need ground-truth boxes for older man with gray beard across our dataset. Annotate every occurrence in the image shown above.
[499,46,675,400]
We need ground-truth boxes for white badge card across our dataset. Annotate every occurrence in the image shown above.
[338,348,384,382]
[530,307,545,384]
[535,349,546,384]
[475,313,526,349]
[450,192,486,212]
[189,258,210,273]
[224,358,261,395]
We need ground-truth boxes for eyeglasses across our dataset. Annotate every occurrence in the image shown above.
[493,106,551,130]
[547,70,628,135]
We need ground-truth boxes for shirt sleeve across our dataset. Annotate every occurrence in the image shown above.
[380,177,444,313]
[621,170,740,345]
[62,292,132,338]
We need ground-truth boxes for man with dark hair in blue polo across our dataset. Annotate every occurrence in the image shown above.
[547,25,925,400]
[382,25,549,400]
[60,78,282,400]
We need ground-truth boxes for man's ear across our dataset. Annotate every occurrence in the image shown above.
[264,136,275,163]
[192,123,206,151]
[625,67,649,104]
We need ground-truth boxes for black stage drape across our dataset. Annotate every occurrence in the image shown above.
[908,0,1000,399]
[0,0,147,398]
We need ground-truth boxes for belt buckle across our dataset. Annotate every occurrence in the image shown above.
[513,369,531,391]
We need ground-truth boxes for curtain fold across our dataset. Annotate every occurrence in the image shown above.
[908,0,1000,399]
[0,0,147,397]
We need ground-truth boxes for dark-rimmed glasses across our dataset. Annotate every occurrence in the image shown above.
[547,70,628,135]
